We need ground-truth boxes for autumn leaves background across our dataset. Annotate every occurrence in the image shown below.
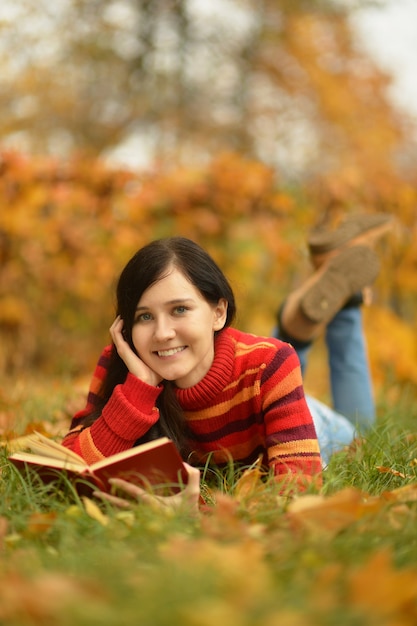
[0,150,415,404]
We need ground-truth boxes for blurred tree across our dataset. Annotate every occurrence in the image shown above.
[0,0,409,178]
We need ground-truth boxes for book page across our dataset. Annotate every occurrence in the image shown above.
[25,432,87,466]
[9,451,87,473]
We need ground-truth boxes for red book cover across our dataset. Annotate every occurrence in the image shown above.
[9,435,188,496]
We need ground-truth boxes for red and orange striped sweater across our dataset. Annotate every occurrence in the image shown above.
[62,327,322,485]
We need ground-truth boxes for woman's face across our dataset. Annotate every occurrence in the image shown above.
[131,267,227,388]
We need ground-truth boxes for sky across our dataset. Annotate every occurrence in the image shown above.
[352,0,417,121]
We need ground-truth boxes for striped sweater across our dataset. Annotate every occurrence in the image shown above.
[62,327,322,486]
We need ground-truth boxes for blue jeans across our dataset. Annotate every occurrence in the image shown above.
[274,306,375,465]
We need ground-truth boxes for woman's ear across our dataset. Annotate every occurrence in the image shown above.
[213,298,228,331]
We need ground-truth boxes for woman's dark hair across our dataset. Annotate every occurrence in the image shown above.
[81,237,236,457]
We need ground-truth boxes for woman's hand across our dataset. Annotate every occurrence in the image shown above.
[93,463,201,516]
[110,316,162,386]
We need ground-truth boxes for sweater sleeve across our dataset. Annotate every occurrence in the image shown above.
[61,347,163,464]
[261,342,322,489]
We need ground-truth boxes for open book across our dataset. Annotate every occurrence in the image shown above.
[8,432,188,496]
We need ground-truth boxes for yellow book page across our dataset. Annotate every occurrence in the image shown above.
[25,432,87,465]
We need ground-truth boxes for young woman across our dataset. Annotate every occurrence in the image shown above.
[62,216,390,509]
[62,236,323,508]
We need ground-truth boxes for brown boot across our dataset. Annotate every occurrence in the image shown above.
[280,245,380,341]
[308,213,393,268]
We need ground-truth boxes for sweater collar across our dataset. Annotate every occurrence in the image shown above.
[174,327,236,409]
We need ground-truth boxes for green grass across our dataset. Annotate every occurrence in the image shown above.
[1,380,417,625]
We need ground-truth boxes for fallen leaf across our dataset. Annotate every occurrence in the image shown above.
[4,533,22,547]
[24,512,57,537]
[82,497,109,526]
[115,511,135,528]
[382,482,417,503]
[0,516,8,548]
[348,549,417,617]
[386,504,415,530]
[200,492,252,540]
[287,487,383,537]
[377,466,408,479]
[234,459,266,500]
[160,535,272,606]
[65,504,83,518]
[0,569,105,623]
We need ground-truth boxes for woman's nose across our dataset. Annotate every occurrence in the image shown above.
[153,317,176,340]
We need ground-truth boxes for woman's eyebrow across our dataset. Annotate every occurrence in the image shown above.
[135,298,195,311]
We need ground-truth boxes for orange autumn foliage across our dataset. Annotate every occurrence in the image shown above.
[0,150,416,403]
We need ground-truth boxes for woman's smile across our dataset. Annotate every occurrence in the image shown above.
[155,346,187,358]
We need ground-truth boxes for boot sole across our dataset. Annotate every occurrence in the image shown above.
[300,246,380,324]
[308,214,392,255]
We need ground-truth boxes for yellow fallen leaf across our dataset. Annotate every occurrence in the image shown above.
[377,466,408,479]
[82,497,109,526]
[234,459,267,500]
[200,492,250,540]
[24,512,57,537]
[382,482,417,503]
[4,533,22,547]
[115,511,135,528]
[0,517,8,548]
[65,504,83,518]
[0,569,104,623]
[287,487,382,537]
[348,549,417,616]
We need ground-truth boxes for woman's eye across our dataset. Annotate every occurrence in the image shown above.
[136,312,152,323]
[174,306,187,315]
